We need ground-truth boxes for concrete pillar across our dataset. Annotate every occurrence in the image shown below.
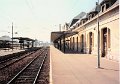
[57,41,59,49]
[63,34,65,53]
[23,42,24,49]
[32,41,34,47]
[60,38,61,50]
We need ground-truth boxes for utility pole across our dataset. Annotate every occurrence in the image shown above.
[59,24,61,32]
[12,22,13,51]
[97,0,100,68]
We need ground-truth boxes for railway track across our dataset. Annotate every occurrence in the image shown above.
[6,48,48,84]
[0,51,34,70]
[0,47,41,63]
[0,48,45,84]
[0,47,43,70]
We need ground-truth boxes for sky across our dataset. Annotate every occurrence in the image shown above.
[0,0,102,42]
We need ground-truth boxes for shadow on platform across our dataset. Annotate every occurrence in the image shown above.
[55,48,84,54]
[98,67,119,71]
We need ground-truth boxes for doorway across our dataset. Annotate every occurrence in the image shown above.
[73,37,75,50]
[76,37,78,51]
[89,32,93,54]
[101,28,110,57]
[80,34,84,52]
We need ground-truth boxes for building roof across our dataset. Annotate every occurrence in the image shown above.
[70,0,118,29]
[69,12,86,27]
[88,11,98,15]
[100,0,118,5]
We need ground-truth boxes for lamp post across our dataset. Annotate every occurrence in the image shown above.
[97,0,100,68]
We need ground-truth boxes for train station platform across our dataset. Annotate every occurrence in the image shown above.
[0,49,24,56]
[50,45,119,84]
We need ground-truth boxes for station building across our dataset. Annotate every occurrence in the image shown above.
[51,0,119,61]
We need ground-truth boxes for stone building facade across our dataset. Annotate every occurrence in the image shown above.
[51,0,119,61]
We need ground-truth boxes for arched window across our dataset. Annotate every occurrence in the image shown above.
[80,34,84,52]
[88,32,94,54]
[70,38,71,49]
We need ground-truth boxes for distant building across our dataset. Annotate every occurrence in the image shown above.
[0,35,12,41]
[0,35,19,49]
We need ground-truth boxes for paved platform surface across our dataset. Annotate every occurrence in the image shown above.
[50,46,119,84]
[0,49,24,56]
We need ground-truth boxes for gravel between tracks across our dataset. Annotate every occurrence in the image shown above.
[0,49,41,84]
[36,48,50,84]
[0,48,50,84]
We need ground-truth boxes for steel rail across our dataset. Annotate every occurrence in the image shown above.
[0,51,34,70]
[0,51,35,64]
[0,47,41,64]
[0,50,35,64]
[7,49,45,84]
[33,52,48,84]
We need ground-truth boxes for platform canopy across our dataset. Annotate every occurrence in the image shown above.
[51,31,64,42]
[51,31,78,42]
[12,37,35,41]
